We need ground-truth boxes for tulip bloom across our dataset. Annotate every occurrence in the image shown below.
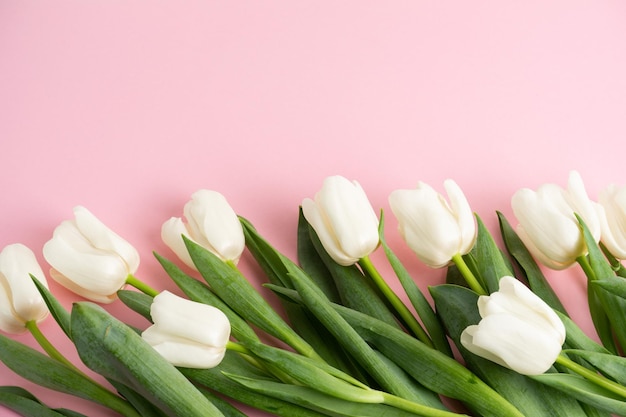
[301,175,379,266]
[511,171,601,270]
[388,179,476,268]
[43,206,140,304]
[0,244,49,334]
[461,276,565,375]
[162,190,245,269]
[598,184,626,260]
[142,291,231,369]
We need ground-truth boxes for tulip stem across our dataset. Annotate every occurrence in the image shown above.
[26,320,80,371]
[451,254,487,295]
[555,353,626,399]
[576,256,597,281]
[359,256,434,348]
[125,274,159,297]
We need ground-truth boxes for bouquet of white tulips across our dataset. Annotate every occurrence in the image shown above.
[2,172,626,417]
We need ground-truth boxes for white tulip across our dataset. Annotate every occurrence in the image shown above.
[388,179,476,268]
[598,184,626,260]
[43,206,140,303]
[461,276,565,375]
[302,175,379,266]
[0,244,49,334]
[162,190,245,269]
[142,291,231,369]
[511,171,600,270]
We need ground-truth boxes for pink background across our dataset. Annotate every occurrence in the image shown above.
[2,2,626,416]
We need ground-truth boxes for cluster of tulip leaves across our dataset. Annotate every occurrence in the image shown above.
[3,208,626,417]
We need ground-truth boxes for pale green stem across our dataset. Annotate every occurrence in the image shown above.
[382,392,469,417]
[125,274,159,297]
[359,256,434,348]
[26,320,143,417]
[451,254,487,295]
[576,255,596,281]
[555,354,626,399]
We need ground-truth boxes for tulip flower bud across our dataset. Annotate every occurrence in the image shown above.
[43,206,140,304]
[511,171,600,270]
[460,276,565,375]
[388,179,476,268]
[302,175,380,266]
[0,244,49,334]
[161,190,245,269]
[142,291,231,369]
[598,184,626,260]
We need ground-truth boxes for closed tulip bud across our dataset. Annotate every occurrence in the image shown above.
[598,184,626,260]
[461,276,565,375]
[142,291,231,369]
[43,206,140,304]
[388,179,476,268]
[302,175,379,266]
[161,190,245,269]
[511,171,601,270]
[0,244,49,334]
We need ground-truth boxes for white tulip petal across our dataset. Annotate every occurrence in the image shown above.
[0,244,49,323]
[150,291,231,347]
[566,171,601,242]
[302,197,358,266]
[161,218,197,269]
[462,314,561,375]
[149,340,226,369]
[73,206,140,273]
[444,179,477,254]
[184,190,245,263]
[599,185,626,259]
[0,281,29,334]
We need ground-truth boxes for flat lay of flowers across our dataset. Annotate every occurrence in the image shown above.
[3,171,626,417]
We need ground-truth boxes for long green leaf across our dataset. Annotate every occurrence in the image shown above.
[70,302,224,417]
[183,235,319,360]
[0,387,88,417]
[532,373,626,416]
[32,276,72,338]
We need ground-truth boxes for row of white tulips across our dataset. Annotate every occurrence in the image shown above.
[1,171,626,417]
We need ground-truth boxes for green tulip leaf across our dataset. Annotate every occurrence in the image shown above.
[31,275,72,339]
[532,373,626,416]
[183,235,319,360]
[467,214,514,293]
[182,353,327,417]
[117,290,153,322]
[497,212,568,315]
[0,387,85,417]
[0,334,139,417]
[564,349,626,386]
[70,302,225,417]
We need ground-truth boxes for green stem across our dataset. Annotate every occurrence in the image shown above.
[359,256,434,348]
[26,321,143,417]
[451,254,487,295]
[382,392,468,417]
[576,255,596,281]
[125,274,159,297]
[26,320,80,371]
[555,354,626,399]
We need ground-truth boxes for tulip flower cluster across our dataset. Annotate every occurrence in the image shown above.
[2,172,626,417]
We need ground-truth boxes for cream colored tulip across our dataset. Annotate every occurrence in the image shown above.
[511,171,600,269]
[43,206,140,303]
[389,179,476,268]
[0,244,49,334]
[142,291,231,369]
[302,175,379,266]
[162,190,245,269]
[461,276,565,375]
[598,184,626,260]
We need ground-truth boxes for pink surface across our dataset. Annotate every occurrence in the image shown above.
[2,2,626,416]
